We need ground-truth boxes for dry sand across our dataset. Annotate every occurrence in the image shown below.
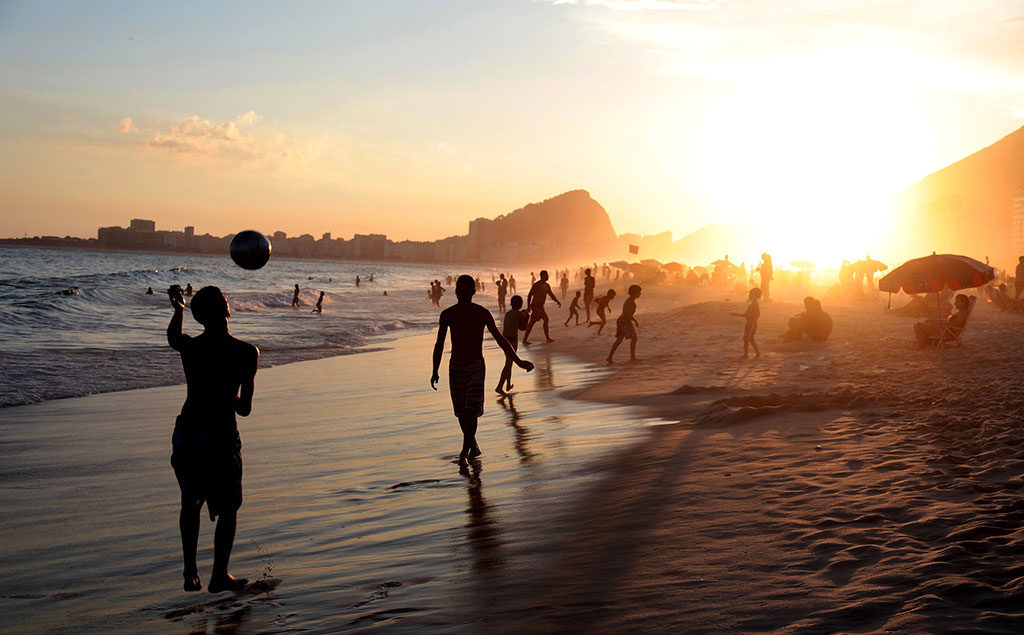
[476,288,1024,631]
[3,286,1024,631]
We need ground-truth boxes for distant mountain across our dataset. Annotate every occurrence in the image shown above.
[487,189,618,246]
[893,125,1024,267]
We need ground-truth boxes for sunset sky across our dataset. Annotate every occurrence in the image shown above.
[1,0,1022,254]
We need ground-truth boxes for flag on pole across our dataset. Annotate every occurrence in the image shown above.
[628,244,639,255]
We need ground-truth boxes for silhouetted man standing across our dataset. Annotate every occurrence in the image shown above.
[523,270,562,345]
[432,275,533,466]
[167,285,258,593]
[583,267,596,322]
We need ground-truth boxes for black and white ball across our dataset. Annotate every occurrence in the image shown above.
[229,230,272,270]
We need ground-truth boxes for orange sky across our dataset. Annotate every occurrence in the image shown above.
[1,0,1022,258]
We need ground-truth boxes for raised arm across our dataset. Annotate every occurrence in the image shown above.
[430,315,449,389]
[166,286,188,351]
[235,345,259,416]
[485,312,534,372]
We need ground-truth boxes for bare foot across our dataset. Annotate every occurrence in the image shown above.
[546,338,555,343]
[605,358,614,364]
[494,386,506,395]
[630,357,640,362]
[183,570,202,592]
[469,446,482,458]
[506,383,514,391]
[740,354,748,360]
[457,454,469,467]
[523,340,531,346]
[208,573,248,593]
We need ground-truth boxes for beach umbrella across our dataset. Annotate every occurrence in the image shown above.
[851,258,887,275]
[640,258,663,268]
[609,260,630,270]
[878,253,993,295]
[663,261,685,273]
[710,259,731,267]
[789,259,816,271]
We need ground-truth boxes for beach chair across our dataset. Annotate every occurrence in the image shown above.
[929,295,976,349]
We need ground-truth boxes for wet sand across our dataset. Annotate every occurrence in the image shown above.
[0,333,657,632]
[4,291,1024,631]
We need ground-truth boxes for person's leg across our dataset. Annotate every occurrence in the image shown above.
[496,357,512,393]
[458,415,478,461]
[208,509,247,592]
[607,336,623,363]
[742,336,749,359]
[179,501,202,591]
[750,334,760,358]
[523,315,537,343]
[542,315,553,342]
[597,315,606,335]
[585,299,592,322]
[629,336,637,361]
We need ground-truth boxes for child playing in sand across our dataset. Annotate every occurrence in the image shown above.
[733,287,761,359]
[166,284,259,593]
[606,285,641,364]
[497,295,530,394]
[587,289,616,335]
[432,276,534,466]
[564,291,582,327]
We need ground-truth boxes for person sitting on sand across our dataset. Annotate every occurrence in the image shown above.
[523,270,562,345]
[166,284,258,593]
[432,276,534,466]
[496,295,530,395]
[888,289,952,318]
[733,287,762,359]
[606,285,641,364]
[564,290,582,327]
[781,297,833,342]
[292,284,301,307]
[992,283,1022,312]
[312,291,325,313]
[913,294,971,349]
[587,289,617,335]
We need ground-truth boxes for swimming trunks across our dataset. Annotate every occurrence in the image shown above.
[449,358,485,418]
[615,316,637,340]
[171,416,242,521]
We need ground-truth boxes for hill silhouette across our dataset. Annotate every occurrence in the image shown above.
[486,189,618,247]
[894,125,1024,267]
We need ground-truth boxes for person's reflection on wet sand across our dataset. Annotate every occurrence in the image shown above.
[498,394,535,464]
[459,462,505,574]
[535,348,555,392]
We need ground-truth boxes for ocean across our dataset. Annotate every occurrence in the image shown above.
[0,245,510,407]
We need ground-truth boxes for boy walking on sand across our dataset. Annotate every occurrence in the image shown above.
[564,291,582,326]
[734,287,762,359]
[432,276,534,466]
[167,284,259,593]
[606,285,641,363]
[497,295,530,394]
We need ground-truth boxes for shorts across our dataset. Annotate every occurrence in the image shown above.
[744,322,758,339]
[529,306,547,322]
[171,417,243,521]
[449,358,485,418]
[615,317,637,340]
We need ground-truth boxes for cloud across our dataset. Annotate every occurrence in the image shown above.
[131,111,328,180]
[545,0,723,10]
[118,117,138,133]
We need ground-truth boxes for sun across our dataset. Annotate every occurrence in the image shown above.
[688,81,932,268]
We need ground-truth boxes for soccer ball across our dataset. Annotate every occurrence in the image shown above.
[229,230,272,270]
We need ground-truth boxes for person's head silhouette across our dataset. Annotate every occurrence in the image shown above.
[539,270,549,281]
[455,274,476,302]
[510,295,523,309]
[191,286,229,328]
